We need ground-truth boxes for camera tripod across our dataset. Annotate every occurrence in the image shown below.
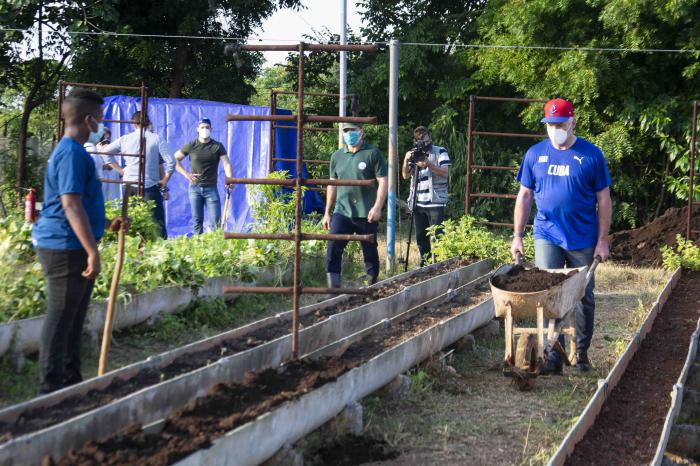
[403,161,420,272]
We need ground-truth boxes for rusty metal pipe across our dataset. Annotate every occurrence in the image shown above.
[689,101,698,240]
[239,43,378,52]
[60,81,143,91]
[472,165,518,171]
[273,91,358,98]
[223,232,373,242]
[465,95,476,215]
[471,193,517,199]
[223,286,371,295]
[474,96,547,103]
[472,131,547,139]
[272,157,330,165]
[226,114,296,122]
[273,125,337,132]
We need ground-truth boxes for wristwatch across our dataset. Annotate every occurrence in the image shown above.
[512,231,524,238]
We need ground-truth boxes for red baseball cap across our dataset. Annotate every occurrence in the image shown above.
[541,98,574,123]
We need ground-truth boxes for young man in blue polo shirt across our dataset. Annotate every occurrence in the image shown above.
[32,89,123,394]
[511,98,612,374]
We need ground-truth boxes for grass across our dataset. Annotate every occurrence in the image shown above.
[360,263,672,465]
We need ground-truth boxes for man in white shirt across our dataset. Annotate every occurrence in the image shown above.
[100,111,175,238]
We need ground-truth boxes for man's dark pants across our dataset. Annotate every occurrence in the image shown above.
[414,205,445,266]
[326,213,380,280]
[129,185,167,239]
[534,239,595,365]
[37,248,95,394]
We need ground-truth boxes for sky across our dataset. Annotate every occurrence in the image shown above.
[254,0,365,66]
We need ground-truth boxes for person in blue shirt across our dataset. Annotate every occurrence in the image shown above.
[510,98,612,375]
[32,89,124,394]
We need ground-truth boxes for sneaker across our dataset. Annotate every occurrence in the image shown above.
[576,353,591,372]
[539,359,563,376]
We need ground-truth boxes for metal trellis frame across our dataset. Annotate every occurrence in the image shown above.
[57,81,149,196]
[224,42,378,359]
[464,95,547,228]
[688,100,699,240]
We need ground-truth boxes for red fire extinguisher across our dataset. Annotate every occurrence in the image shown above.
[24,188,36,223]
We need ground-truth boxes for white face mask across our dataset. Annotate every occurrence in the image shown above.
[198,127,211,139]
[547,124,569,146]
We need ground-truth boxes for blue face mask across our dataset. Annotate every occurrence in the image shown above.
[343,130,361,147]
[88,121,105,144]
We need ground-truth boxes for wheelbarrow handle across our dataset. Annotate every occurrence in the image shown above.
[514,251,524,266]
[585,255,602,286]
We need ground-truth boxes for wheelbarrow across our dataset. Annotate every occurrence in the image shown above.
[489,255,601,390]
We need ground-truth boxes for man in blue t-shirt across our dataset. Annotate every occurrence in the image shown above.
[32,89,123,394]
[511,98,612,375]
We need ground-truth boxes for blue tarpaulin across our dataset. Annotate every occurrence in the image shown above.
[102,96,324,237]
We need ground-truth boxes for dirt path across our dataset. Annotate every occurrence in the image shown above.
[353,265,670,466]
[565,271,700,466]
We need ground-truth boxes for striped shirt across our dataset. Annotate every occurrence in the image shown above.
[414,147,451,207]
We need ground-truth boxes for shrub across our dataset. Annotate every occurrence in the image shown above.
[661,235,700,271]
[428,216,534,266]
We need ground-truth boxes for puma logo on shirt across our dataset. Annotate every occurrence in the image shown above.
[573,155,584,165]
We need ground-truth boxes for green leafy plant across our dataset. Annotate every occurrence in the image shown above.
[427,216,534,266]
[661,235,700,271]
[103,197,161,243]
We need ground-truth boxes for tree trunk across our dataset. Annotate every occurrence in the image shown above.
[169,44,190,98]
[16,86,40,195]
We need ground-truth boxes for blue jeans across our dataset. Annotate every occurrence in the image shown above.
[188,185,221,234]
[326,213,380,279]
[130,185,167,239]
[534,239,595,365]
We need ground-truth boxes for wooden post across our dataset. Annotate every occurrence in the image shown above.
[98,187,131,376]
[504,303,513,365]
[536,303,545,361]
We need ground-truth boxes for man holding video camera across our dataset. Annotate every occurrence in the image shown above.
[402,126,451,266]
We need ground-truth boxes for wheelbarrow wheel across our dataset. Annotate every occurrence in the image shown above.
[515,334,538,372]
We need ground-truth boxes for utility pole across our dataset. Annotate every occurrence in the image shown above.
[386,39,399,272]
[339,0,347,147]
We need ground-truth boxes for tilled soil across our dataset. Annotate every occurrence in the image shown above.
[50,286,490,466]
[491,265,576,292]
[566,271,700,466]
[0,260,466,443]
[610,205,700,267]
[311,434,399,465]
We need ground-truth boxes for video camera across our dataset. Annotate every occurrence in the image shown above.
[409,139,430,166]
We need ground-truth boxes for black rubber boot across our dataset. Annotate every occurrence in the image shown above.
[327,273,342,289]
[576,352,591,372]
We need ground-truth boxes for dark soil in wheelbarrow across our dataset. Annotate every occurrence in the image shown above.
[566,271,700,466]
[50,286,490,466]
[0,259,468,444]
[491,265,577,292]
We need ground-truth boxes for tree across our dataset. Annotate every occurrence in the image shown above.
[472,0,700,226]
[0,1,116,193]
[67,0,302,101]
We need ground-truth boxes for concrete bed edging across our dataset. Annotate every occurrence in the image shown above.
[547,267,682,466]
[0,259,491,466]
[652,314,700,465]
[0,262,290,358]
[0,258,464,426]
[175,287,496,465]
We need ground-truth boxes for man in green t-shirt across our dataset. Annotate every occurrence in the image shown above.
[175,118,233,234]
[322,123,388,288]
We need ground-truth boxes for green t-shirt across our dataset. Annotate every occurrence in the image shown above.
[180,139,227,186]
[329,142,388,218]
